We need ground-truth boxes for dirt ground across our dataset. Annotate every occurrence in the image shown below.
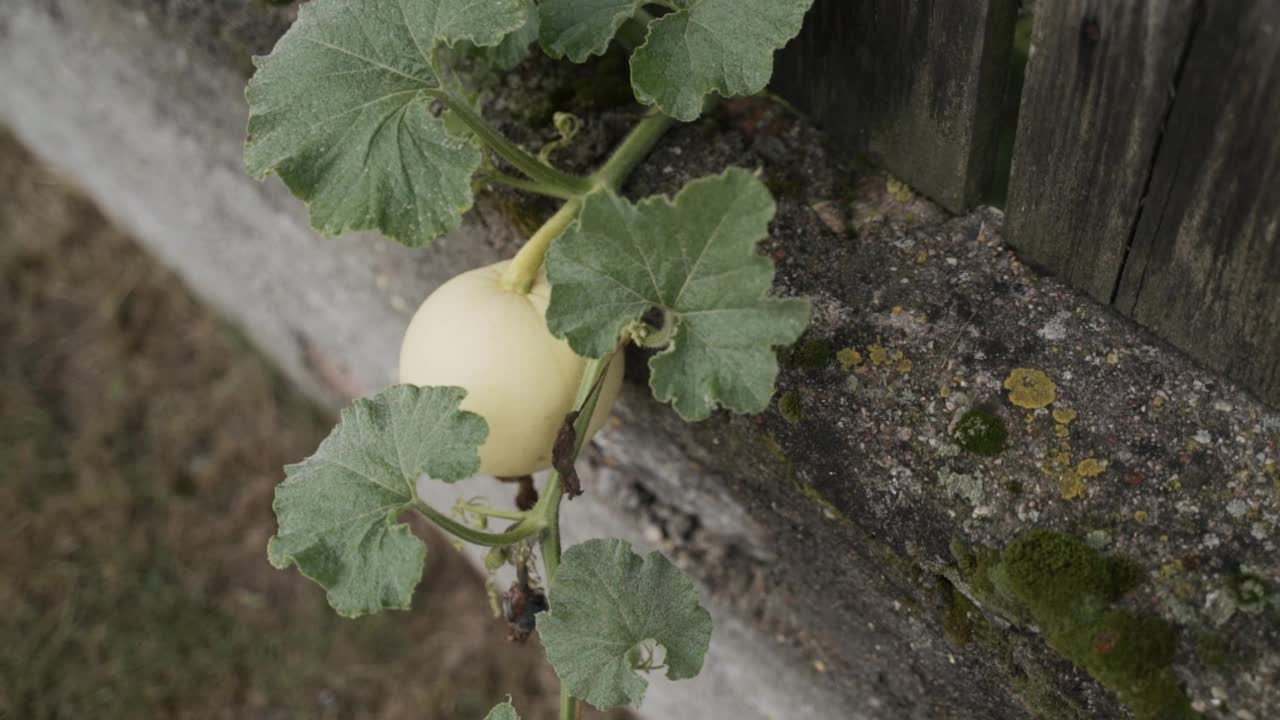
[0,130,620,720]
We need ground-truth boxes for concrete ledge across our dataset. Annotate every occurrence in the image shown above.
[3,1,1277,718]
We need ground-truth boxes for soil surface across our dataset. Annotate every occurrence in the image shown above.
[0,130,621,720]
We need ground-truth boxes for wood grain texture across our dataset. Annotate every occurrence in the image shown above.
[772,0,1017,212]
[1114,0,1280,406]
[1004,0,1200,303]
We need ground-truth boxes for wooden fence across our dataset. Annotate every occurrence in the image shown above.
[775,0,1280,408]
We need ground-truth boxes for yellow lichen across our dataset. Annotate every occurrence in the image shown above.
[869,344,890,366]
[1157,561,1184,580]
[915,250,929,264]
[1054,425,1070,438]
[895,357,913,374]
[1060,474,1086,500]
[886,177,913,202]
[1004,368,1057,409]
[1077,458,1107,477]
[1106,352,1120,365]
[837,348,863,369]
[1052,407,1078,425]
[1134,510,1150,523]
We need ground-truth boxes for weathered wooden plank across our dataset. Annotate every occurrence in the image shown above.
[1114,0,1280,406]
[1004,0,1199,303]
[772,0,1018,212]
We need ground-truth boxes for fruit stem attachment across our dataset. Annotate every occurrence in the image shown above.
[499,199,581,294]
[500,110,677,294]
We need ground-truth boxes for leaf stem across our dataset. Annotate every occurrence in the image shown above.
[434,91,595,197]
[559,690,577,720]
[481,172,581,201]
[414,499,544,547]
[499,110,677,294]
[456,503,528,521]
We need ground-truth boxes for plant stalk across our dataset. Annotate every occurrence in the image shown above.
[534,353,615,720]
[590,111,676,192]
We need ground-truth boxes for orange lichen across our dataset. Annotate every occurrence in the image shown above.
[1004,368,1057,409]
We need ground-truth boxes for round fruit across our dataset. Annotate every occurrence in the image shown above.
[399,260,623,477]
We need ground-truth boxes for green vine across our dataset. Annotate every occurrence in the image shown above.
[245,1,816,717]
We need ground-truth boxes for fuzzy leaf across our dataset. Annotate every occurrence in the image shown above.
[546,169,810,420]
[484,701,521,720]
[537,539,712,709]
[540,0,813,120]
[244,0,527,246]
[268,385,487,617]
[631,0,814,120]
[539,0,641,62]
[469,0,542,70]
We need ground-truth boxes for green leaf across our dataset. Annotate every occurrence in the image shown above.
[539,0,641,62]
[540,0,813,120]
[268,385,487,617]
[473,0,542,70]
[546,169,811,420]
[537,539,712,709]
[631,0,815,121]
[484,701,521,720]
[244,0,528,246]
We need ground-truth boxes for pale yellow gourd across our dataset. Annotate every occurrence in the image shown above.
[399,260,623,477]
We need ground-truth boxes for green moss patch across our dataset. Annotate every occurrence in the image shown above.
[952,408,1008,455]
[778,391,802,424]
[957,530,1196,720]
[783,337,833,370]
